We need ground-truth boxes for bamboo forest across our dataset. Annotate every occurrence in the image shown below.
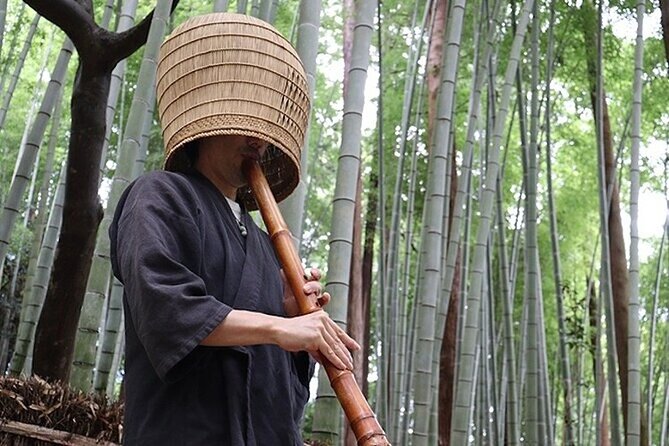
[0,0,667,444]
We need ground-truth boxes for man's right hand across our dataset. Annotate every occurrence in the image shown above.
[272,310,360,371]
[201,308,360,371]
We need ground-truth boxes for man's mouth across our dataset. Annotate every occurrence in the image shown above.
[242,148,263,161]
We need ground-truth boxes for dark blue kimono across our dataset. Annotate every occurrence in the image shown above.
[109,170,313,445]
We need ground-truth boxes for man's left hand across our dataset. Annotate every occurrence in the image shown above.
[282,267,330,317]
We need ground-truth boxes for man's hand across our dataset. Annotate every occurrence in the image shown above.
[282,267,330,317]
[204,267,359,371]
[273,310,360,371]
[279,267,359,370]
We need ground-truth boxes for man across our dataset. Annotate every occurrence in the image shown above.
[109,13,358,445]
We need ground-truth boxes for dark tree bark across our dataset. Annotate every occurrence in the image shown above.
[438,146,459,446]
[660,0,669,72]
[438,249,460,446]
[33,63,108,379]
[24,0,179,382]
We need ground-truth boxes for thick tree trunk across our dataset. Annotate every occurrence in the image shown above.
[33,65,108,381]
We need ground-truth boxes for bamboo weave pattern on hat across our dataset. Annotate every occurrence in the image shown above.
[156,13,310,210]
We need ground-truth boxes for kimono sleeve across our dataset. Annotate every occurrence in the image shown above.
[110,174,232,381]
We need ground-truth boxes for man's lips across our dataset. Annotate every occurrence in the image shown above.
[243,153,261,162]
[242,148,264,161]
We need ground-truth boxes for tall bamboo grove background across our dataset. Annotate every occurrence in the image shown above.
[0,0,667,444]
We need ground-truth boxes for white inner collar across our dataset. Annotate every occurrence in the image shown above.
[225,195,242,222]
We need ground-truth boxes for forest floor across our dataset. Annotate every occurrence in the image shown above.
[0,376,122,445]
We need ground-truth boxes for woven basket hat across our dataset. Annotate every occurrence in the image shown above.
[156,13,310,210]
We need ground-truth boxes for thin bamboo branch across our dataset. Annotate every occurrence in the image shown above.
[311,0,377,441]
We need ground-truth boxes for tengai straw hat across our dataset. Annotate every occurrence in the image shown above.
[156,13,310,210]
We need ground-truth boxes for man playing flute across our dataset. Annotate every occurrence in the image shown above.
[109,13,358,445]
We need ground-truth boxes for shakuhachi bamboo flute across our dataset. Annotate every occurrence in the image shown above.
[243,159,390,446]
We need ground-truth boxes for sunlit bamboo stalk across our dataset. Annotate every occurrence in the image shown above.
[278,0,322,247]
[523,0,544,440]
[311,0,377,440]
[8,163,66,376]
[398,67,428,445]
[626,0,645,442]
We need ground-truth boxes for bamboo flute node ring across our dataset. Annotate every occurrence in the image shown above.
[242,159,390,446]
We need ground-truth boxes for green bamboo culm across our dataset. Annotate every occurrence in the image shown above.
[626,0,645,442]
[310,0,377,442]
[8,162,67,376]
[278,0,322,250]
[410,0,468,442]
